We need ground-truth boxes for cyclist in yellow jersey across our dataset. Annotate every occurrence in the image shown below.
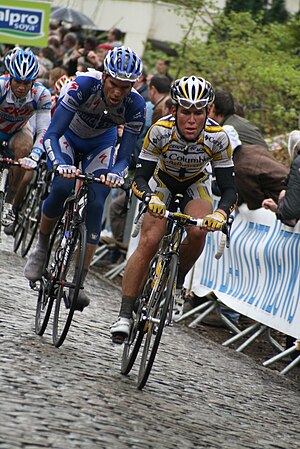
[110,75,237,343]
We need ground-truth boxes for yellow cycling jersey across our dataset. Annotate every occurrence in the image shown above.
[140,115,233,182]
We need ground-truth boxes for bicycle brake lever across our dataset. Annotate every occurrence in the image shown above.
[225,214,234,248]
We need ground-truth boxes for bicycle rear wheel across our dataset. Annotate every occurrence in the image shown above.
[137,253,178,390]
[21,192,41,257]
[13,187,30,252]
[52,222,86,348]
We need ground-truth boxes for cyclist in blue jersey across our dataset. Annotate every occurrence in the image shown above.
[24,46,146,311]
[0,48,51,231]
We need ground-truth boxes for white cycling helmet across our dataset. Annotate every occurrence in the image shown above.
[171,76,215,109]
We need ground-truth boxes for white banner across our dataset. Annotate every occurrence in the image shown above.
[186,203,300,339]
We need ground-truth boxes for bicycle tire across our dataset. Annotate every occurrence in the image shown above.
[13,195,28,252]
[52,222,86,348]
[137,253,178,390]
[121,260,158,376]
[121,300,146,375]
[21,193,42,258]
[0,190,4,236]
[34,217,64,335]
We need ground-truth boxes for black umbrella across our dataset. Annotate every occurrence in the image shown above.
[50,6,96,27]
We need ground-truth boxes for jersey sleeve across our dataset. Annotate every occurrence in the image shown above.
[60,75,95,113]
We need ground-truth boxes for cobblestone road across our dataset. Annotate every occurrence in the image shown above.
[1,232,300,449]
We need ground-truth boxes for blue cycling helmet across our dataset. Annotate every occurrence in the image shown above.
[8,48,39,81]
[103,46,142,82]
[4,47,21,72]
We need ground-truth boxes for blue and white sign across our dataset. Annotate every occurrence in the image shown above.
[186,202,300,339]
[0,1,50,47]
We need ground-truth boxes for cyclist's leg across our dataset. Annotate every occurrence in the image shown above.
[2,129,33,229]
[111,212,167,341]
[111,175,171,341]
[177,175,213,286]
[24,137,75,282]
[68,130,116,308]
[6,129,33,206]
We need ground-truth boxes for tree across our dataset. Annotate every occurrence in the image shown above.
[224,0,289,23]
[165,2,300,136]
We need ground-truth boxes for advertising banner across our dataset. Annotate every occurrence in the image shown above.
[0,0,50,47]
[186,203,300,339]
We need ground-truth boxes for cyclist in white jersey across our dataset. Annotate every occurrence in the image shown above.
[0,48,51,231]
[111,75,237,343]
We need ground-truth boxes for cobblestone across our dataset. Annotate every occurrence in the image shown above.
[0,232,300,449]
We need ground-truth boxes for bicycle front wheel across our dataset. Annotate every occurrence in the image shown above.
[34,217,64,335]
[137,253,178,390]
[121,300,145,376]
[121,258,158,376]
[52,222,86,348]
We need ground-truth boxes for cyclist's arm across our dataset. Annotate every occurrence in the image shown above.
[32,108,51,160]
[110,92,146,177]
[132,158,157,200]
[111,130,139,178]
[214,166,237,215]
[43,103,75,166]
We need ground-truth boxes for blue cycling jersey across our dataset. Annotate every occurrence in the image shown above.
[44,70,146,176]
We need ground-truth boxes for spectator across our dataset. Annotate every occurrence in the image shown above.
[155,58,173,82]
[148,74,171,124]
[47,35,63,66]
[48,67,68,95]
[210,90,268,147]
[62,32,78,76]
[106,28,123,47]
[162,96,173,116]
[82,43,114,71]
[208,90,289,210]
[134,69,149,101]
[262,130,300,225]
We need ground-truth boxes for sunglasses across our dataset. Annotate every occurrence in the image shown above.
[178,98,209,110]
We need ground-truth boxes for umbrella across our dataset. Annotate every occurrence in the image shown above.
[50,6,96,27]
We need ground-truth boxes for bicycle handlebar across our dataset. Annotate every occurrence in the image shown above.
[0,157,22,167]
[132,204,234,259]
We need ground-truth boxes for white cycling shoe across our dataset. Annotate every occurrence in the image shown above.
[110,317,132,344]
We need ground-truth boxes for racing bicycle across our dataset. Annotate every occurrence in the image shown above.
[121,194,233,390]
[32,171,102,347]
[13,158,49,257]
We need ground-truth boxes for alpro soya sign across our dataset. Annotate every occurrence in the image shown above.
[0,0,50,47]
